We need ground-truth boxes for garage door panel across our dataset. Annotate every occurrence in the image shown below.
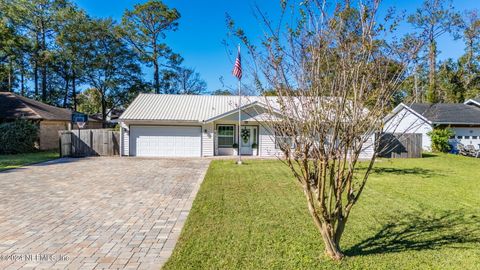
[130,126,201,157]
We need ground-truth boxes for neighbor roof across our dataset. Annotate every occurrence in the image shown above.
[464,98,480,107]
[405,103,480,125]
[0,92,73,121]
[119,94,279,122]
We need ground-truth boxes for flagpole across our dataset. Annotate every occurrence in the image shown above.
[237,45,242,165]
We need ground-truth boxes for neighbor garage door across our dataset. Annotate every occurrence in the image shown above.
[130,126,201,157]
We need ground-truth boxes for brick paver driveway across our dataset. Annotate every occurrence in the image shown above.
[0,157,210,270]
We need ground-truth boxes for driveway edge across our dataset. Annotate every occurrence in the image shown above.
[158,160,211,268]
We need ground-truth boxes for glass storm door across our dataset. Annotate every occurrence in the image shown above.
[240,126,257,155]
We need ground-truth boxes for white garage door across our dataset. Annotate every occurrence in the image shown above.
[130,126,201,157]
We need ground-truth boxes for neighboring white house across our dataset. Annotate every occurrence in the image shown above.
[384,101,480,151]
[119,94,374,158]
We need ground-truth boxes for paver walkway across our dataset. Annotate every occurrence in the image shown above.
[0,157,210,270]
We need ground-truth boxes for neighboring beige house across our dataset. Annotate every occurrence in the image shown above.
[119,94,375,158]
[0,92,101,150]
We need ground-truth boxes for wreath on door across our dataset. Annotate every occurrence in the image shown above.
[241,128,250,143]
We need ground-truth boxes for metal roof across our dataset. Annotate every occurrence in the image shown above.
[119,94,279,122]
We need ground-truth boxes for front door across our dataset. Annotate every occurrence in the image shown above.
[240,126,257,155]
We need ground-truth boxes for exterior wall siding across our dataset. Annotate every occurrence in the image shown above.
[122,124,129,156]
[202,123,214,156]
[384,107,433,151]
[359,134,375,159]
[259,125,283,157]
[39,120,70,150]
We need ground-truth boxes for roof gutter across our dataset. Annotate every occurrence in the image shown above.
[432,122,480,126]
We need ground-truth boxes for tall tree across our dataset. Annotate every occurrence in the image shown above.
[160,67,207,94]
[461,10,480,98]
[77,88,102,115]
[437,58,465,102]
[408,0,463,103]
[0,19,17,91]
[54,5,89,109]
[400,63,429,102]
[211,89,233,95]
[83,19,142,126]
[120,0,181,94]
[463,10,480,72]
[1,0,67,101]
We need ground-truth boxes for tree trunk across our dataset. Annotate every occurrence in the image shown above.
[34,34,39,97]
[153,59,160,94]
[334,217,347,247]
[320,224,344,260]
[467,39,474,73]
[41,22,47,102]
[414,63,419,102]
[7,58,13,92]
[72,70,77,111]
[34,60,39,96]
[101,90,107,128]
[41,64,47,101]
[304,187,344,260]
[63,77,69,108]
[427,40,437,103]
[20,58,25,96]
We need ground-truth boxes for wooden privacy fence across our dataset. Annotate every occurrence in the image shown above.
[59,129,120,157]
[377,133,422,158]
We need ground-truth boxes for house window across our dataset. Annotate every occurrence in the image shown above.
[473,136,478,139]
[218,125,235,148]
[464,136,470,139]
[457,136,463,139]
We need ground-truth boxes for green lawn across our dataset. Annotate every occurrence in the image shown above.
[164,154,480,270]
[0,151,59,171]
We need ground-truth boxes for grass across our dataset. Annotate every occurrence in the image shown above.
[0,151,59,171]
[164,154,480,270]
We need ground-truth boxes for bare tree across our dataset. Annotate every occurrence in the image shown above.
[229,0,420,260]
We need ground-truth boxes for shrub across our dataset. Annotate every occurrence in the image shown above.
[427,128,454,153]
[0,120,39,154]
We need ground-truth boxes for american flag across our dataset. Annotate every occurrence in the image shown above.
[232,47,242,80]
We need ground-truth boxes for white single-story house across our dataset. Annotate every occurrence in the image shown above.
[119,94,374,158]
[384,100,480,151]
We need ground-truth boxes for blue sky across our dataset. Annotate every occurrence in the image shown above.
[74,0,480,93]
